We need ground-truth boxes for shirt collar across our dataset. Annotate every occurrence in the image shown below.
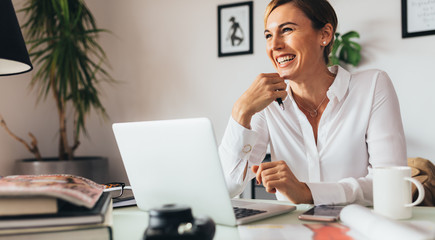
[285,65,350,103]
[327,65,350,102]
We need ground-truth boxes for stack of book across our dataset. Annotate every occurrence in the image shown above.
[0,174,112,240]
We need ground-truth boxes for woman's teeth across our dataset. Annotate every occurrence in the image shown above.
[277,55,295,64]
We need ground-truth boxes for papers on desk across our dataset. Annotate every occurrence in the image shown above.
[340,204,435,240]
[238,223,365,240]
[239,204,435,240]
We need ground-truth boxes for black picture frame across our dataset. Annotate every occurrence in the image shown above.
[402,0,435,38]
[218,1,253,57]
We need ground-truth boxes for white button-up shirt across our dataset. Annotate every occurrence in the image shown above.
[219,66,407,205]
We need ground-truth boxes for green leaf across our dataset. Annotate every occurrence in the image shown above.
[329,30,362,67]
[341,31,360,41]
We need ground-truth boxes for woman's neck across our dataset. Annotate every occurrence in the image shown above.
[288,67,335,105]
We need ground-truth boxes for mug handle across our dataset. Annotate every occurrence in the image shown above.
[404,177,425,207]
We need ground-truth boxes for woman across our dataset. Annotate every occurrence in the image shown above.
[219,0,406,205]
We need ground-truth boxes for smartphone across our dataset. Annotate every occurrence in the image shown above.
[298,205,345,222]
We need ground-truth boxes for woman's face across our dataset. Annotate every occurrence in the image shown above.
[265,2,325,80]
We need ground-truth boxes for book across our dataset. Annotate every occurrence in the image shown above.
[0,197,57,216]
[0,192,112,230]
[0,226,112,240]
[0,199,112,239]
[0,174,104,213]
[112,196,136,208]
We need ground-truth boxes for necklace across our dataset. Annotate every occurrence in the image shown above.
[294,93,328,117]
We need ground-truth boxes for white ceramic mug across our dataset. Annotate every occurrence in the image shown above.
[372,166,425,219]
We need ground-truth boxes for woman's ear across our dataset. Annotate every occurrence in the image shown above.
[320,23,334,46]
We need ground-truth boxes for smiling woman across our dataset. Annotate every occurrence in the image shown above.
[218,0,407,206]
[264,0,337,65]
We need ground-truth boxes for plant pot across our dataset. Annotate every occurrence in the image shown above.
[13,156,108,184]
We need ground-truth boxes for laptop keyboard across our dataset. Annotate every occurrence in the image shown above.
[233,206,267,219]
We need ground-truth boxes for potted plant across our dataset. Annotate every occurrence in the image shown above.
[330,31,362,67]
[0,0,113,183]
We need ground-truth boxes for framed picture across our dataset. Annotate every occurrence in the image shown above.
[218,1,253,57]
[402,0,435,38]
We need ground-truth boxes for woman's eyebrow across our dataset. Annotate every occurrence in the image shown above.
[264,22,298,34]
[280,22,298,28]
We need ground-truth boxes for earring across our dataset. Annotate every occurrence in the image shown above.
[323,41,327,45]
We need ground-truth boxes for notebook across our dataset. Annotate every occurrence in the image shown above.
[112,118,295,226]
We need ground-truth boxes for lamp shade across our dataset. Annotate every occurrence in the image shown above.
[0,0,33,76]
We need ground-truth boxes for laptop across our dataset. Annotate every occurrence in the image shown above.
[112,118,295,226]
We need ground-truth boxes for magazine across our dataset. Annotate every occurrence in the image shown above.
[0,174,104,209]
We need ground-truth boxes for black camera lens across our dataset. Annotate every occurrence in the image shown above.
[148,204,194,229]
[144,204,215,240]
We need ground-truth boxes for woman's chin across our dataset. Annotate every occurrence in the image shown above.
[277,72,293,80]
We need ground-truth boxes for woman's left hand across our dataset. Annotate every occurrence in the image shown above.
[252,161,313,204]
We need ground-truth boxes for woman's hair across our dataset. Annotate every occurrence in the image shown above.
[264,0,338,64]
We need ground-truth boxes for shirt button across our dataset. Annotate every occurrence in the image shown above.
[242,144,252,153]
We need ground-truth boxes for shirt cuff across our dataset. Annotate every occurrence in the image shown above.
[306,182,347,205]
[222,117,259,159]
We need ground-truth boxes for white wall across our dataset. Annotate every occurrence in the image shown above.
[1,0,433,183]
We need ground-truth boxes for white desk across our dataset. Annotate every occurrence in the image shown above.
[112,200,435,240]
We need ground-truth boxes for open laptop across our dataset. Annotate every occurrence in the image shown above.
[112,118,295,226]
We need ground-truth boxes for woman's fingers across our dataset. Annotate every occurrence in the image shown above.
[254,161,314,203]
[253,161,281,185]
[264,180,279,193]
[251,165,263,185]
[253,161,293,192]
[251,165,259,183]
[232,73,287,128]
[258,74,287,98]
[246,73,286,107]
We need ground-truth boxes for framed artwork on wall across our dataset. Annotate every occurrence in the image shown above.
[218,1,253,57]
[402,0,435,38]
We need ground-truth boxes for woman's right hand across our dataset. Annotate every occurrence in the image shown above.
[232,73,287,129]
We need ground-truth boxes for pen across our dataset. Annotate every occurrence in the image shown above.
[276,98,285,110]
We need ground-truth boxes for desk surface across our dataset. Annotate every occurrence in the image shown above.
[112,200,435,240]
